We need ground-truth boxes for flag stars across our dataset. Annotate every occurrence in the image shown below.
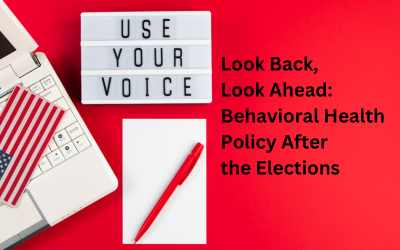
[0,150,12,179]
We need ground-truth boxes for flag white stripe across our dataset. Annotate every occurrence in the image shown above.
[0,101,46,191]
[0,103,53,200]
[5,96,40,153]
[0,93,32,150]
[0,89,24,135]
[9,108,62,203]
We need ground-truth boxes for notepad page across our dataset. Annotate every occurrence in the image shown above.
[122,119,206,244]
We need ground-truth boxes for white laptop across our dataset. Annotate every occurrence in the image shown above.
[0,1,118,249]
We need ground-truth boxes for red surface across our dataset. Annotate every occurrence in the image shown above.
[6,0,400,249]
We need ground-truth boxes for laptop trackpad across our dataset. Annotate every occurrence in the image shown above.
[26,148,117,226]
[0,193,42,243]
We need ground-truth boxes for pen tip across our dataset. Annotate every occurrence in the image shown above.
[133,241,136,244]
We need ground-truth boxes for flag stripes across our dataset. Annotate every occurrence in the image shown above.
[0,85,66,207]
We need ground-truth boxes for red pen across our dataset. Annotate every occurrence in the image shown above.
[134,142,205,244]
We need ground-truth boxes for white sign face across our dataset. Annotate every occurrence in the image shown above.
[81,12,212,104]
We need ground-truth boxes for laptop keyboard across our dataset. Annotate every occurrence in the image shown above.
[0,75,91,180]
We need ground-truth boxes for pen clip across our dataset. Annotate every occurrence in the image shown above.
[179,143,204,186]
[179,155,196,186]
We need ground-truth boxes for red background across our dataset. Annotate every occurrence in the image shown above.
[6,0,400,249]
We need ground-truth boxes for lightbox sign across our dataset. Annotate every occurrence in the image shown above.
[81,12,212,104]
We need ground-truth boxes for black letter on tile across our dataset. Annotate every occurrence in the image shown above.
[102,77,112,96]
[174,48,182,67]
[163,77,172,96]
[121,19,130,38]
[163,19,170,38]
[113,48,123,67]
[122,78,131,97]
[134,48,143,67]
[184,77,191,96]
[145,78,149,96]
[154,48,163,67]
[142,20,151,39]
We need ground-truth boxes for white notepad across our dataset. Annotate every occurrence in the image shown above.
[123,119,206,244]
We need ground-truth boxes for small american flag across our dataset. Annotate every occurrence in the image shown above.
[0,84,66,208]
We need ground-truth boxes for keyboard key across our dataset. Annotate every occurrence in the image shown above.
[29,82,44,94]
[41,76,56,89]
[0,94,10,103]
[53,97,70,110]
[31,166,42,179]
[74,135,91,152]
[39,86,62,102]
[48,138,58,151]
[42,146,51,156]
[66,122,83,139]
[56,110,77,131]
[38,157,52,172]
[0,102,6,113]
[60,142,78,159]
[47,149,65,167]
[54,130,71,147]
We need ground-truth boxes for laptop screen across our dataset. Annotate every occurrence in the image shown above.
[0,31,16,59]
